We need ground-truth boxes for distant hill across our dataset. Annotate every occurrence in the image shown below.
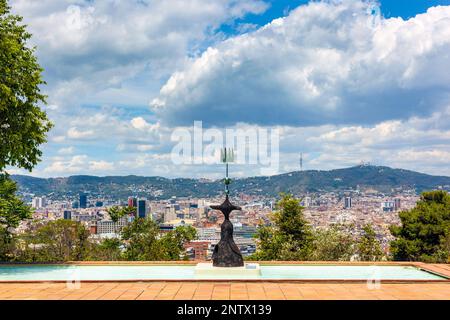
[11,165,450,200]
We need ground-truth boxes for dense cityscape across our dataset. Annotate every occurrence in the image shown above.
[22,185,420,260]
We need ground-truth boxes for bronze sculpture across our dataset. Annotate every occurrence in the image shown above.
[210,148,244,267]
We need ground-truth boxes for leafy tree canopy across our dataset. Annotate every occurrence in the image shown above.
[390,190,450,262]
[0,0,51,260]
[159,225,197,261]
[251,194,313,261]
[5,217,197,262]
[310,224,356,261]
[89,237,122,261]
[107,206,137,223]
[0,173,31,231]
[121,217,197,261]
[1,0,52,172]
[0,172,32,259]
[121,217,162,261]
[357,224,384,261]
[16,219,92,262]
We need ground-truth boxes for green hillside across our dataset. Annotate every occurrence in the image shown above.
[11,165,450,199]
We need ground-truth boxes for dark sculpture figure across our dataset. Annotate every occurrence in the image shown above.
[210,195,244,267]
[210,148,244,267]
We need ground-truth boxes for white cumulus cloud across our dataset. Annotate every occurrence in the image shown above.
[67,127,95,139]
[152,0,450,127]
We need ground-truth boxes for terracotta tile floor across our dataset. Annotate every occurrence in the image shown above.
[0,282,449,300]
[1,263,449,300]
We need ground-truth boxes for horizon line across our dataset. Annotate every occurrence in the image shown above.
[8,164,449,180]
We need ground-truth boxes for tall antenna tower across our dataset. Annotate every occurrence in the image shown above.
[300,153,303,171]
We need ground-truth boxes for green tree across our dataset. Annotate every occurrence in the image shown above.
[106,206,136,234]
[436,233,450,263]
[310,224,356,261]
[89,238,122,261]
[1,0,52,171]
[9,218,45,262]
[357,224,383,261]
[109,206,136,222]
[390,190,450,262]
[159,225,197,260]
[122,206,137,217]
[0,225,16,260]
[107,206,123,223]
[0,174,31,231]
[0,173,32,260]
[26,220,91,262]
[251,194,313,260]
[1,0,52,261]
[121,217,164,260]
[121,218,197,261]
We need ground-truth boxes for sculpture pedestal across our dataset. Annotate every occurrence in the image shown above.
[194,263,261,279]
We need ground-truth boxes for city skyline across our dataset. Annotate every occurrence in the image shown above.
[5,0,450,179]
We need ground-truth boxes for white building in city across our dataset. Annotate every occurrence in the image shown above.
[96,216,131,235]
[32,197,46,209]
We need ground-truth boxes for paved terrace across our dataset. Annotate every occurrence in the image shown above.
[0,262,449,300]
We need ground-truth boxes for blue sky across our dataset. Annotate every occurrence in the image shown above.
[222,0,450,33]
[7,0,450,178]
